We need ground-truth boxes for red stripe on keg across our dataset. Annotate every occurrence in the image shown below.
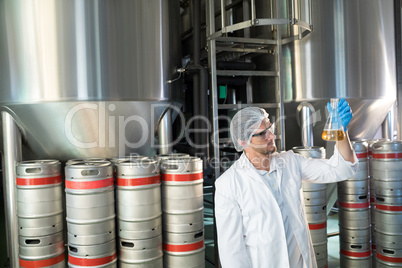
[16,175,62,186]
[19,253,65,267]
[356,152,368,159]
[377,252,402,263]
[117,175,160,186]
[340,249,371,258]
[369,150,372,156]
[338,201,369,209]
[68,253,116,266]
[65,177,113,189]
[161,172,203,182]
[375,204,402,212]
[163,240,204,252]
[308,222,327,230]
[372,153,402,159]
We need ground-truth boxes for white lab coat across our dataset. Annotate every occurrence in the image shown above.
[215,146,358,268]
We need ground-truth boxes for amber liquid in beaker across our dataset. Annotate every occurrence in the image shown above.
[322,130,345,141]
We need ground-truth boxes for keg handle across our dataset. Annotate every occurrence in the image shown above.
[194,231,203,239]
[69,246,78,253]
[24,239,40,245]
[383,249,395,255]
[25,168,42,174]
[81,170,100,176]
[162,164,180,171]
[372,145,383,150]
[121,241,134,248]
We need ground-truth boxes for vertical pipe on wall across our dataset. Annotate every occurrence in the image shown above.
[2,111,22,268]
[395,0,402,140]
[382,105,397,140]
[300,103,314,147]
[158,110,173,154]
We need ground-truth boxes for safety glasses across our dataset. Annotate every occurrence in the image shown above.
[252,123,275,138]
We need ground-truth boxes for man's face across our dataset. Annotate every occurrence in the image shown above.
[248,119,277,155]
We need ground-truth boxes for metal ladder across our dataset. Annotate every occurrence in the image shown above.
[206,0,313,179]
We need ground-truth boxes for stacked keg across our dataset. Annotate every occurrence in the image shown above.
[371,141,402,267]
[338,141,372,267]
[160,156,205,268]
[115,158,163,267]
[16,160,65,267]
[65,160,117,267]
[368,138,389,265]
[292,146,328,268]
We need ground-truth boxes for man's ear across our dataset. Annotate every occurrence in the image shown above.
[238,139,249,148]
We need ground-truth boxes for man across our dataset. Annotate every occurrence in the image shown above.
[215,99,357,268]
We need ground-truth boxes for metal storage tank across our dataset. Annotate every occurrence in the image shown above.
[0,0,182,160]
[0,0,182,266]
[277,0,397,148]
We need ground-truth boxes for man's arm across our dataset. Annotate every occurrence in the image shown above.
[336,131,356,163]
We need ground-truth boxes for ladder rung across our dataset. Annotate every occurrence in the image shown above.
[216,70,278,76]
[218,103,280,109]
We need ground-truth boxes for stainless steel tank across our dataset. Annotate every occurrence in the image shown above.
[278,0,397,147]
[0,0,182,160]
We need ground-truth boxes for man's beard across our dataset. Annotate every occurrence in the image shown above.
[252,142,277,155]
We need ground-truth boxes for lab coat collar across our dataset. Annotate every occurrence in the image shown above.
[237,152,283,182]
[238,151,282,173]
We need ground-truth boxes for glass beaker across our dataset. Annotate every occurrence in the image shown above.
[322,98,345,141]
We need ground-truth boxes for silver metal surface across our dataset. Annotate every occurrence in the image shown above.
[158,110,173,155]
[282,0,396,142]
[163,210,204,233]
[382,104,398,140]
[0,0,182,161]
[298,103,314,147]
[118,217,162,240]
[1,0,181,103]
[206,0,221,180]
[3,101,176,161]
[339,227,371,244]
[68,240,116,257]
[2,111,22,267]
[18,213,63,237]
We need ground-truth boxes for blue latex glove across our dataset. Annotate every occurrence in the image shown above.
[327,98,353,131]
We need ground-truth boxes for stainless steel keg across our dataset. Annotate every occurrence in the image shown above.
[163,230,205,268]
[119,235,163,267]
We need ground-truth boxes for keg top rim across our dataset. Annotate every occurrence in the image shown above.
[110,156,148,163]
[65,160,111,167]
[160,156,202,163]
[17,160,60,166]
[371,140,402,151]
[115,158,157,166]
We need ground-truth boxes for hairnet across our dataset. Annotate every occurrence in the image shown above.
[230,107,269,151]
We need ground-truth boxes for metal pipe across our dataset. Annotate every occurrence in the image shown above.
[299,103,314,147]
[276,27,286,150]
[220,0,226,32]
[2,111,22,268]
[395,0,402,141]
[192,0,201,155]
[382,105,397,140]
[206,0,220,266]
[250,0,256,21]
[158,110,173,154]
